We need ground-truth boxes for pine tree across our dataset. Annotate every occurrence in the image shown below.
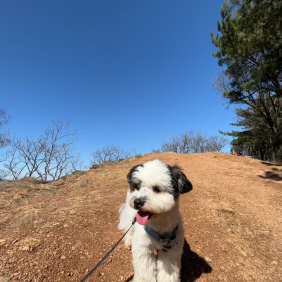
[211,0,282,161]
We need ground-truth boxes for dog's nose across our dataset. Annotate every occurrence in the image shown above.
[134,198,145,210]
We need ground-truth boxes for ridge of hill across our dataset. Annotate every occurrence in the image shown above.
[0,152,281,282]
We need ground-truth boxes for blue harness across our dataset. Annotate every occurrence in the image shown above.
[141,224,179,251]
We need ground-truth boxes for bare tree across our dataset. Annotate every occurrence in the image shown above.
[155,131,229,154]
[0,109,11,149]
[211,71,233,98]
[159,132,194,154]
[2,146,25,180]
[0,150,11,180]
[2,121,84,180]
[91,145,136,164]
[161,135,181,153]
[0,109,11,180]
[179,132,194,154]
[191,131,208,153]
[207,135,229,152]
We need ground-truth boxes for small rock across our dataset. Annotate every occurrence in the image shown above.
[0,239,6,246]
[61,255,66,260]
[21,245,30,251]
[204,256,212,262]
[241,251,247,257]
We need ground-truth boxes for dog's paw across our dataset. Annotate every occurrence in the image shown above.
[124,241,132,250]
[124,237,132,250]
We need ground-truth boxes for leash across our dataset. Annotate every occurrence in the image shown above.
[79,218,136,282]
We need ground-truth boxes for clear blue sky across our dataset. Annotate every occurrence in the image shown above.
[0,0,236,164]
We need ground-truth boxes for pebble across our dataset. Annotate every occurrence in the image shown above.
[0,239,6,245]
[204,256,212,262]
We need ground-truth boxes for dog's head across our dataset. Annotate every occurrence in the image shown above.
[127,160,192,225]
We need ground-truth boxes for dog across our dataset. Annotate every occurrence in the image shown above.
[118,160,192,282]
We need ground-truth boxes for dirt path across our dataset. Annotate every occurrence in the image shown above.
[0,152,281,282]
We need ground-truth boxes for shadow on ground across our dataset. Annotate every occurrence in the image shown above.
[124,275,134,282]
[258,168,282,181]
[181,239,212,282]
[261,161,282,167]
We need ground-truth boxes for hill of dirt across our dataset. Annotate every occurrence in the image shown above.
[0,152,281,282]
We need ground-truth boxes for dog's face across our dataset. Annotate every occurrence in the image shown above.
[127,160,192,225]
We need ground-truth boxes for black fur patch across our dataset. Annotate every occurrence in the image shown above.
[167,165,193,197]
[127,164,143,183]
[129,181,141,192]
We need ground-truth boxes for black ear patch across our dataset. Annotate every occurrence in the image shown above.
[127,164,143,183]
[167,165,193,194]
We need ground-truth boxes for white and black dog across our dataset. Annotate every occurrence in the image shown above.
[118,160,192,282]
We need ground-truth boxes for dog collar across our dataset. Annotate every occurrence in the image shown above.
[141,224,178,244]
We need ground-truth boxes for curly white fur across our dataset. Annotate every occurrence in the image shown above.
[118,160,192,282]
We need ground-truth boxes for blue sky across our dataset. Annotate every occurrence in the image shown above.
[0,0,236,164]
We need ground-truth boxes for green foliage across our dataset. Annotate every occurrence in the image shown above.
[211,0,282,161]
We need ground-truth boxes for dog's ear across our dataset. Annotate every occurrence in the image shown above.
[168,165,192,194]
[127,164,143,183]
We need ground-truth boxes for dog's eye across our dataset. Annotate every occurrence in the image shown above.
[153,186,161,193]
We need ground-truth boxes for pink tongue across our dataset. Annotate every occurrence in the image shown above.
[136,211,152,225]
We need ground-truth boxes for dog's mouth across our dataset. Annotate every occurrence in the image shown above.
[136,211,153,225]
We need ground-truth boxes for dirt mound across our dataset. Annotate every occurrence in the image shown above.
[0,153,281,282]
